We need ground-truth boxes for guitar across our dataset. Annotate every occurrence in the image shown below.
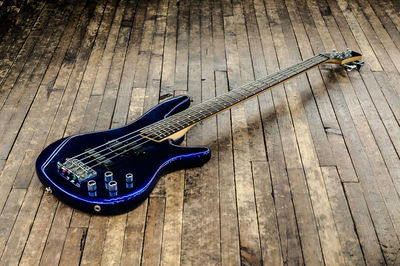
[36,49,363,215]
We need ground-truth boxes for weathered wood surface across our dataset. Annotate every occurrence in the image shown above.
[0,0,400,265]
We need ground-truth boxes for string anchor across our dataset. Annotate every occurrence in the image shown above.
[342,60,364,72]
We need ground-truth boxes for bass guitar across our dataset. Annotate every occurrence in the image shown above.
[36,49,363,214]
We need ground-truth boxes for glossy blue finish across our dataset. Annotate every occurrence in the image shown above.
[36,95,211,215]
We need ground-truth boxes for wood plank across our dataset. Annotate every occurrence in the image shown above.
[18,193,59,266]
[94,0,130,132]
[254,0,303,263]
[159,72,186,266]
[345,69,400,238]
[0,3,51,108]
[200,0,221,263]
[141,197,165,266]
[66,0,128,135]
[322,69,399,264]
[111,0,145,128]
[331,0,400,99]
[344,183,386,265]
[89,2,135,265]
[302,0,358,183]
[0,3,86,263]
[45,0,106,146]
[142,0,168,113]
[215,70,241,266]
[80,216,108,266]
[294,0,358,183]
[283,0,336,169]
[37,2,108,264]
[346,0,400,73]
[160,170,185,265]
[301,0,400,263]
[264,0,329,264]
[59,227,87,266]
[228,1,264,264]
[174,0,189,91]
[118,1,159,256]
[251,161,283,265]
[100,215,127,266]
[38,203,73,266]
[212,2,240,264]
[119,202,148,266]
[0,3,74,160]
[321,167,365,265]
[0,160,4,176]
[181,0,221,264]
[0,188,26,255]
[365,0,400,51]
[380,0,400,34]
[69,0,133,230]
[160,0,178,97]
[181,0,206,262]
[373,71,400,124]
[0,178,44,265]
[0,2,46,87]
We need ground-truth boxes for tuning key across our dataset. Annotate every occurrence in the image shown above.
[342,60,364,72]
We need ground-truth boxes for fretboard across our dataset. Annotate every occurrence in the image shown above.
[141,54,329,141]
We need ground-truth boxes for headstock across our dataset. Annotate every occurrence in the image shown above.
[324,48,364,71]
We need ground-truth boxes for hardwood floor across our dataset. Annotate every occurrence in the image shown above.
[0,0,400,265]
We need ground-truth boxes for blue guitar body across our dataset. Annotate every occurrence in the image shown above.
[36,95,211,215]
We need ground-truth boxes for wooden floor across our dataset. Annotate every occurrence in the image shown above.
[1,0,400,265]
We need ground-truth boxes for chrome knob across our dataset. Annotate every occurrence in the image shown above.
[126,173,134,189]
[87,180,97,197]
[104,171,113,189]
[108,181,118,197]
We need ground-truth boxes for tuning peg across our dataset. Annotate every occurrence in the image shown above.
[342,60,364,72]
[345,48,352,57]
[354,60,364,70]
[343,63,357,72]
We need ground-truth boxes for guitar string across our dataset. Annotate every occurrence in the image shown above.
[83,57,328,167]
[71,55,327,167]
[77,55,327,168]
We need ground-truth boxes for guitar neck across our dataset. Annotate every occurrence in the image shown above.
[141,53,329,142]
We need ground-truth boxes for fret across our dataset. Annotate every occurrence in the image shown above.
[165,121,181,131]
[202,100,221,113]
[231,90,248,98]
[159,125,173,135]
[239,87,254,97]
[174,111,197,126]
[190,106,209,120]
[184,113,198,124]
[240,85,255,94]
[216,97,232,109]
[148,122,166,135]
[197,105,214,116]
[213,99,228,110]
[220,94,238,105]
[226,93,241,102]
